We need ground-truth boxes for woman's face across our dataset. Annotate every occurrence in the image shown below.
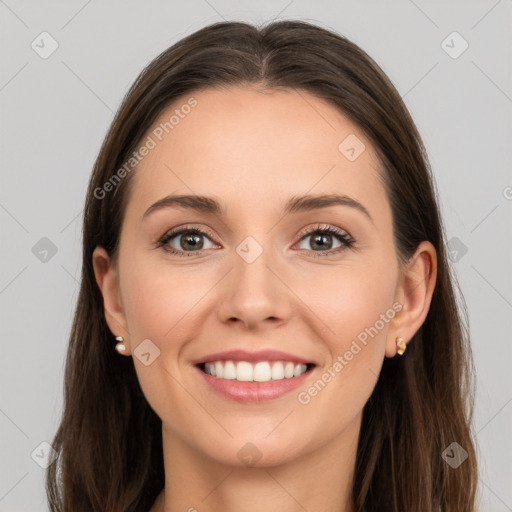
[94,85,430,468]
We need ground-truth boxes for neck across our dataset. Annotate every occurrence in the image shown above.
[154,414,361,512]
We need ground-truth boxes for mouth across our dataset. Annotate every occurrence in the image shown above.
[194,359,317,403]
[196,360,316,382]
[191,349,318,403]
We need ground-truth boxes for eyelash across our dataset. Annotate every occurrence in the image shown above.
[156,224,355,258]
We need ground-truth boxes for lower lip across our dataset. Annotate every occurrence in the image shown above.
[195,365,314,403]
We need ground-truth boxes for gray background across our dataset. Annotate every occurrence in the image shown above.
[1,1,511,510]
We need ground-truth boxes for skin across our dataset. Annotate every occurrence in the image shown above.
[93,85,437,512]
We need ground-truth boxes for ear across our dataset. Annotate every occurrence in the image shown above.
[92,246,131,353]
[385,240,437,358]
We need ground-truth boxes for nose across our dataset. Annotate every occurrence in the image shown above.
[216,243,293,331]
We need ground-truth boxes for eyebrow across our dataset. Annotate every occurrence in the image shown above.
[142,193,373,223]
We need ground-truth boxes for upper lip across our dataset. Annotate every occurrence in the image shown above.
[191,349,316,366]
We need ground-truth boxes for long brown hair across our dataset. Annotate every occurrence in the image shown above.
[46,20,479,511]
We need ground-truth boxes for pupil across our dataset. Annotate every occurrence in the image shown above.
[182,233,203,250]
[312,234,331,250]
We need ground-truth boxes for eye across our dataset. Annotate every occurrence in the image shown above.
[157,225,218,256]
[156,223,355,258]
[295,225,354,257]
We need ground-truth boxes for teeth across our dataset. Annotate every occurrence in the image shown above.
[253,362,272,382]
[203,360,309,382]
[293,363,304,377]
[223,360,236,379]
[271,361,284,380]
[237,361,253,381]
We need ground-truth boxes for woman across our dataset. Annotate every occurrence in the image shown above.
[46,20,479,511]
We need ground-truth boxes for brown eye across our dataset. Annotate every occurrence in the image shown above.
[158,227,218,256]
[295,226,354,257]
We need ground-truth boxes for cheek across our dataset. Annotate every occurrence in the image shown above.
[118,255,211,422]
[120,255,212,344]
[302,261,398,349]
[296,278,394,438]
[296,260,396,403]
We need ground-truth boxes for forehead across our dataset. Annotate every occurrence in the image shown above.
[126,85,385,218]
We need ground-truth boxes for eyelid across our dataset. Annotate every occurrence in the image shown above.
[159,224,219,243]
[296,223,352,241]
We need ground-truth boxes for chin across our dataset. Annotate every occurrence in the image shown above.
[198,432,307,469]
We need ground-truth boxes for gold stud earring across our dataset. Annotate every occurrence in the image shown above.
[396,337,407,356]
[115,336,129,355]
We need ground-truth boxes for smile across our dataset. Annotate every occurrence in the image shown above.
[195,360,316,403]
[200,360,313,382]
